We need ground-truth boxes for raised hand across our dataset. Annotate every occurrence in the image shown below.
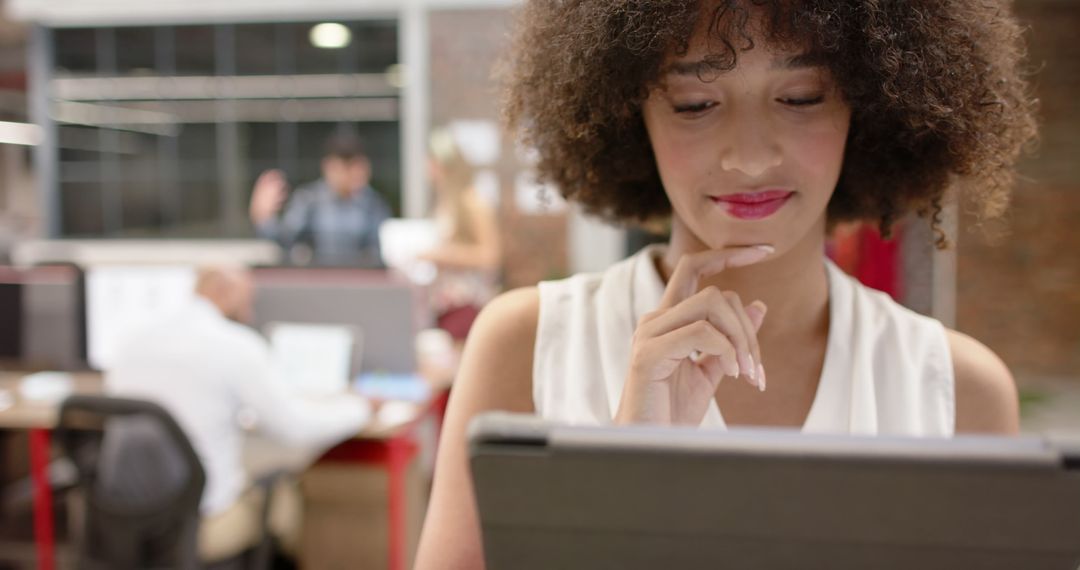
[249,169,289,225]
[615,246,772,425]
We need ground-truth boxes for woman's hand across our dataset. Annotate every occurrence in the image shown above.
[615,246,772,426]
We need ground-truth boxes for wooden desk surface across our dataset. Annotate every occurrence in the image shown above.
[0,372,102,429]
[0,371,430,438]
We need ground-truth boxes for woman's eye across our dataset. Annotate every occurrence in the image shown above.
[780,95,825,107]
[673,101,716,115]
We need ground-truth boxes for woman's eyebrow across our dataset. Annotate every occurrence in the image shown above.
[666,60,715,77]
[665,53,824,77]
[771,53,825,70]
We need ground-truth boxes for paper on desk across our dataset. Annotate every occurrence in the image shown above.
[378,219,439,284]
[376,401,421,429]
[19,371,74,403]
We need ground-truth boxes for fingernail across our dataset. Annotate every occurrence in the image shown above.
[747,353,757,380]
[738,352,755,380]
[729,247,770,266]
[724,359,740,378]
[757,364,767,392]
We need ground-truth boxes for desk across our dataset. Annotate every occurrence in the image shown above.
[0,371,444,570]
[0,372,100,570]
[311,391,448,570]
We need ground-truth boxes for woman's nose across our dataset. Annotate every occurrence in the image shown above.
[719,113,783,177]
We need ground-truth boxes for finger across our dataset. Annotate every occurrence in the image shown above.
[723,291,763,390]
[640,320,740,380]
[745,301,767,333]
[256,170,278,186]
[698,355,728,391]
[638,287,753,378]
[659,245,775,310]
[259,171,289,194]
[744,301,768,390]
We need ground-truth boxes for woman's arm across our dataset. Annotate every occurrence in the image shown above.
[949,329,1020,435]
[414,287,538,570]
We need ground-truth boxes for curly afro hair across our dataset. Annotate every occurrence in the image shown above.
[501,0,1038,247]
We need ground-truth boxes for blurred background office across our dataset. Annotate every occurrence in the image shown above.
[0,0,1077,568]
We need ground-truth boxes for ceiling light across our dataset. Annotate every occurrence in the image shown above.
[310,23,351,50]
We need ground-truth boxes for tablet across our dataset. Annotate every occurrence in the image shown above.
[469,412,1080,570]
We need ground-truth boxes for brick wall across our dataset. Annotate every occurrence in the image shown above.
[956,1,1080,383]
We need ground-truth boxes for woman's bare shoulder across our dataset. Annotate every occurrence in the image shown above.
[474,287,540,351]
[458,286,540,410]
[947,329,1019,434]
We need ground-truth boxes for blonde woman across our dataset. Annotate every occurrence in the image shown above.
[420,128,502,341]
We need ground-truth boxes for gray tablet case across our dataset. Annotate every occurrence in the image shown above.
[469,413,1080,570]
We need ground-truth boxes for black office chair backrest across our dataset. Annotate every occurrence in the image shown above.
[56,395,206,570]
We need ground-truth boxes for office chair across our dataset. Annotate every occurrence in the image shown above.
[55,395,279,570]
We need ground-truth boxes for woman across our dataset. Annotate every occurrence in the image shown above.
[416,1,1038,567]
[420,127,502,342]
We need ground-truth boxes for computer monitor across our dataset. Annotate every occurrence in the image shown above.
[21,264,83,370]
[84,265,197,371]
[266,322,360,396]
[469,413,1080,570]
[0,271,21,359]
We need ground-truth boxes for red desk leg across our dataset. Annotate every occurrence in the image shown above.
[318,416,423,569]
[28,428,54,570]
[388,433,421,570]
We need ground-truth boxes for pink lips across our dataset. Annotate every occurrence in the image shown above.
[710,190,795,220]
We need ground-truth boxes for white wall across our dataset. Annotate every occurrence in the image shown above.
[568,205,626,275]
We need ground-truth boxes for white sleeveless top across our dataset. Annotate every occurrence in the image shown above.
[533,246,955,436]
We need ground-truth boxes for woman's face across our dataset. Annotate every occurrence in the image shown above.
[642,31,851,253]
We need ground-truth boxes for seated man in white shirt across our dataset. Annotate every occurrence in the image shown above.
[106,265,373,563]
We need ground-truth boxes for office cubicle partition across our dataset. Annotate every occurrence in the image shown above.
[2,256,427,376]
[0,265,84,370]
[253,268,426,376]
